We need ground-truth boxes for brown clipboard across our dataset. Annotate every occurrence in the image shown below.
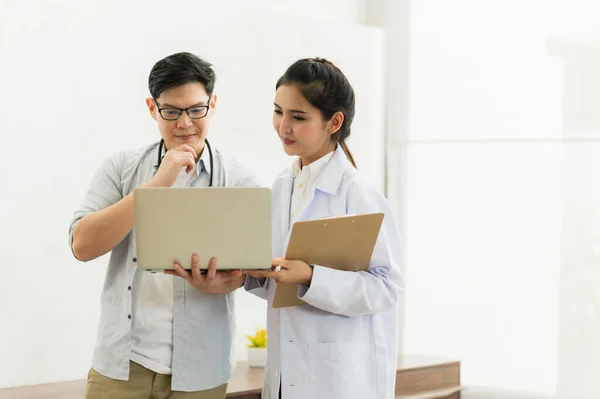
[272,212,385,308]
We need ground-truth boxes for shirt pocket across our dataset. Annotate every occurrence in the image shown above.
[308,341,376,399]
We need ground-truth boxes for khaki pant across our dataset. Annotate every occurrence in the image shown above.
[85,361,228,399]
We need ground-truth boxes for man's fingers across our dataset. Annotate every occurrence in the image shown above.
[191,254,202,281]
[185,158,195,174]
[172,264,192,282]
[183,144,198,159]
[164,149,196,173]
[173,144,198,159]
[172,152,195,173]
[219,270,243,279]
[206,257,218,280]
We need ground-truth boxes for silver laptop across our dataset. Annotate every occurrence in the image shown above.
[133,187,272,271]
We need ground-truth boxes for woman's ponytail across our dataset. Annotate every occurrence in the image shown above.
[339,140,357,169]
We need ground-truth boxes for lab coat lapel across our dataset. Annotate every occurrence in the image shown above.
[295,147,347,222]
[277,171,294,240]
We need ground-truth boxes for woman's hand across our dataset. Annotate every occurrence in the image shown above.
[246,258,313,286]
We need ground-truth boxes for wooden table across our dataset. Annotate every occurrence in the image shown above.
[395,355,462,399]
[0,355,461,399]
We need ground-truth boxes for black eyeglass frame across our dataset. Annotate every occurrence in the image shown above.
[153,97,211,121]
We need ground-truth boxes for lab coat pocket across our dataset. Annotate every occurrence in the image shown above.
[308,341,375,399]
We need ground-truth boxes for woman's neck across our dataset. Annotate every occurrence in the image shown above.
[300,143,336,168]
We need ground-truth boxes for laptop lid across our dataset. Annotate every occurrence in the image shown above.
[133,187,271,271]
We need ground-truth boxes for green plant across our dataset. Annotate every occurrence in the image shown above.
[246,328,267,348]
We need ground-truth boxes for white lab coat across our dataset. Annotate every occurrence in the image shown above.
[246,146,403,399]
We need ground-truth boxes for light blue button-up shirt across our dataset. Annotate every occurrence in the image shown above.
[69,141,261,392]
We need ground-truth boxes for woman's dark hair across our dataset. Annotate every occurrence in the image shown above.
[276,57,357,168]
[148,52,216,99]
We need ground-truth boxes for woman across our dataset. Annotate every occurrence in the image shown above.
[245,58,403,399]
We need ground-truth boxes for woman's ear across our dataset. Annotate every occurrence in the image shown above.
[328,111,345,135]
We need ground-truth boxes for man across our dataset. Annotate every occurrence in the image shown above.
[70,52,259,399]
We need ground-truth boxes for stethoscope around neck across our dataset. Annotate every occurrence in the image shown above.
[156,138,214,187]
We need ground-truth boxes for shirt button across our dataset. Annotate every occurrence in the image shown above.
[128,286,132,291]
[275,370,279,377]
[132,257,137,263]
[127,315,132,320]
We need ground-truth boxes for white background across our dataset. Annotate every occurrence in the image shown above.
[392,0,600,397]
[2,0,600,397]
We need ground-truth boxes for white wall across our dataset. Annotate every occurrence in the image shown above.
[0,0,383,388]
[549,17,600,398]
[389,0,600,396]
[380,0,410,356]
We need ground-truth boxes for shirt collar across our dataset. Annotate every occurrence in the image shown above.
[313,145,352,194]
[198,143,211,176]
[292,149,335,179]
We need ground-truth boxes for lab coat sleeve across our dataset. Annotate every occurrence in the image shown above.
[244,275,269,300]
[298,183,403,317]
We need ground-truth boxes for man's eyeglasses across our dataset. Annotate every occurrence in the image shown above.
[153,98,211,121]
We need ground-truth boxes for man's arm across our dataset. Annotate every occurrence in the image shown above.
[71,144,197,261]
[70,152,128,261]
[71,192,136,261]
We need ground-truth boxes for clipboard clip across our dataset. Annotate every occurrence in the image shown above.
[321,214,357,219]
[321,214,357,226]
